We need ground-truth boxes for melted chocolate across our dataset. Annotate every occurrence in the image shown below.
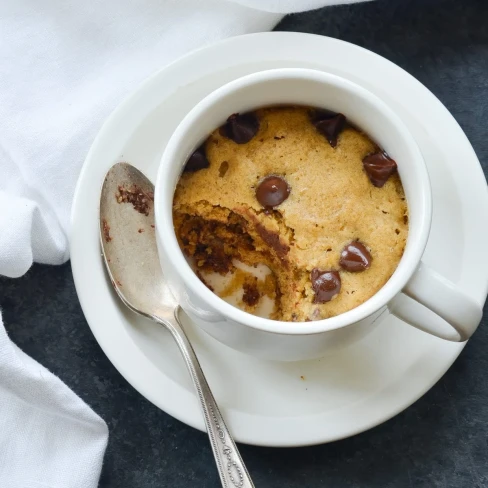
[310,109,346,148]
[339,241,372,272]
[184,145,209,172]
[220,112,259,144]
[256,175,290,208]
[363,152,397,187]
[311,269,341,303]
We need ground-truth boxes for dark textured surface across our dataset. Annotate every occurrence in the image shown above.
[1,0,488,486]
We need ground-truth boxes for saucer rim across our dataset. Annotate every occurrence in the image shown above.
[71,32,486,446]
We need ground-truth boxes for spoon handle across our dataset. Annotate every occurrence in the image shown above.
[153,308,255,488]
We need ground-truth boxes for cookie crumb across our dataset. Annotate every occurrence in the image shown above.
[242,280,260,306]
[116,184,153,216]
[102,219,112,243]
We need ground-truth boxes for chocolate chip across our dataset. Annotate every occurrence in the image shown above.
[220,112,259,144]
[311,269,341,303]
[184,145,209,172]
[309,108,337,123]
[339,241,372,272]
[310,109,346,148]
[363,151,397,187]
[256,175,290,208]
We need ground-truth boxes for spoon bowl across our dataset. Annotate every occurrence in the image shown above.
[100,163,176,319]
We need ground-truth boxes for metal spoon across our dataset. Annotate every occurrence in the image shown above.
[100,162,254,488]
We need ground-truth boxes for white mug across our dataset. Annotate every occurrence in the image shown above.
[155,68,482,361]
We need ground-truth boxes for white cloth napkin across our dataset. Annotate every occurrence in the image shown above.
[0,0,365,279]
[0,312,108,488]
[0,1,366,486]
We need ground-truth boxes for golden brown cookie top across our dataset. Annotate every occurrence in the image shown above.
[174,106,408,320]
[174,106,407,268]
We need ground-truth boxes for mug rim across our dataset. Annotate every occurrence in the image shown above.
[155,68,432,336]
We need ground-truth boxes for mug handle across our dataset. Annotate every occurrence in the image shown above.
[389,262,482,341]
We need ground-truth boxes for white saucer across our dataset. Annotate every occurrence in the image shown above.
[71,32,488,447]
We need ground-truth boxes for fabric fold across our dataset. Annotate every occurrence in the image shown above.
[0,312,108,488]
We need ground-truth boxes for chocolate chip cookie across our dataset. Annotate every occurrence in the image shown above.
[173,106,408,321]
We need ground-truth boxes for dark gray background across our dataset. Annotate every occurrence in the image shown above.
[1,0,487,486]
